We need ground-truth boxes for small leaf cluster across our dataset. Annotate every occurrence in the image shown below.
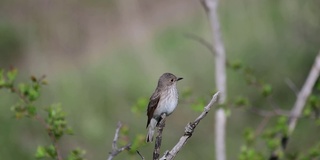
[67,149,86,160]
[35,145,57,159]
[238,128,264,160]
[228,60,273,97]
[234,96,250,108]
[35,146,85,160]
[46,104,74,140]
[1,68,86,160]
[262,116,288,152]
[118,123,145,155]
[304,94,320,125]
[299,142,320,160]
[0,68,17,88]
[131,97,148,114]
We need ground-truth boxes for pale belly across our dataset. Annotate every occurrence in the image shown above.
[153,88,178,117]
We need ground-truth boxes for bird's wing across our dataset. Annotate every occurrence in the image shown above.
[146,90,161,128]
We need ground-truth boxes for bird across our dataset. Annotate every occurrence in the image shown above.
[146,73,183,142]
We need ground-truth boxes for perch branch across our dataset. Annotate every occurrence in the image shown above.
[269,52,320,160]
[153,113,167,160]
[108,121,131,160]
[160,92,219,160]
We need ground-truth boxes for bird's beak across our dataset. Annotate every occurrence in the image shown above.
[177,77,183,81]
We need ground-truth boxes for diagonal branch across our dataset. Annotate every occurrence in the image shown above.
[160,92,219,160]
[288,52,320,134]
[269,52,320,160]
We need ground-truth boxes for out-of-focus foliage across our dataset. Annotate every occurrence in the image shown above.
[0,69,85,160]
[0,0,320,159]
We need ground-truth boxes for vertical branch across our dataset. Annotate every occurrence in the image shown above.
[202,0,227,160]
[153,114,166,160]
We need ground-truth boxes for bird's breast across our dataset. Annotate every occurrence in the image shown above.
[154,87,178,117]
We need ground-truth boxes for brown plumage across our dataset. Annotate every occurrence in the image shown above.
[145,73,183,142]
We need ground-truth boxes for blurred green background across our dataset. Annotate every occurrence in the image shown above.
[0,0,320,159]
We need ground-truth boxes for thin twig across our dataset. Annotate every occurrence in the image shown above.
[108,121,131,160]
[136,150,145,160]
[269,52,320,160]
[249,108,290,117]
[254,116,271,136]
[160,92,219,160]
[184,33,215,55]
[35,115,63,160]
[285,78,299,96]
[112,122,122,150]
[153,114,166,160]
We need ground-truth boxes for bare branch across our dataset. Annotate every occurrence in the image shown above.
[254,116,271,136]
[288,53,320,132]
[184,33,215,55]
[108,121,131,160]
[153,114,166,160]
[112,122,122,150]
[270,52,320,160]
[285,78,299,96]
[249,108,290,117]
[160,92,219,160]
[136,150,145,160]
[201,0,227,160]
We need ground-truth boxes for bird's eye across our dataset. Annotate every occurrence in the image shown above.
[171,79,174,82]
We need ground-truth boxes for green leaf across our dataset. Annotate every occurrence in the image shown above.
[304,107,312,117]
[131,97,148,114]
[27,105,37,117]
[230,60,243,70]
[234,96,250,107]
[276,116,288,134]
[18,83,28,95]
[45,104,70,140]
[35,145,56,159]
[181,87,192,98]
[28,87,40,101]
[225,108,232,117]
[266,139,280,150]
[11,104,26,119]
[120,124,129,136]
[0,69,5,87]
[262,84,272,97]
[46,145,57,158]
[66,127,74,135]
[191,98,206,112]
[35,146,47,159]
[243,128,255,145]
[7,68,17,83]
[129,134,145,154]
[67,148,86,160]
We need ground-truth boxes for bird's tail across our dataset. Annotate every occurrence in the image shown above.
[146,118,157,142]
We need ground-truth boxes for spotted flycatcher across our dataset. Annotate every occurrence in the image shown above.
[146,73,183,142]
